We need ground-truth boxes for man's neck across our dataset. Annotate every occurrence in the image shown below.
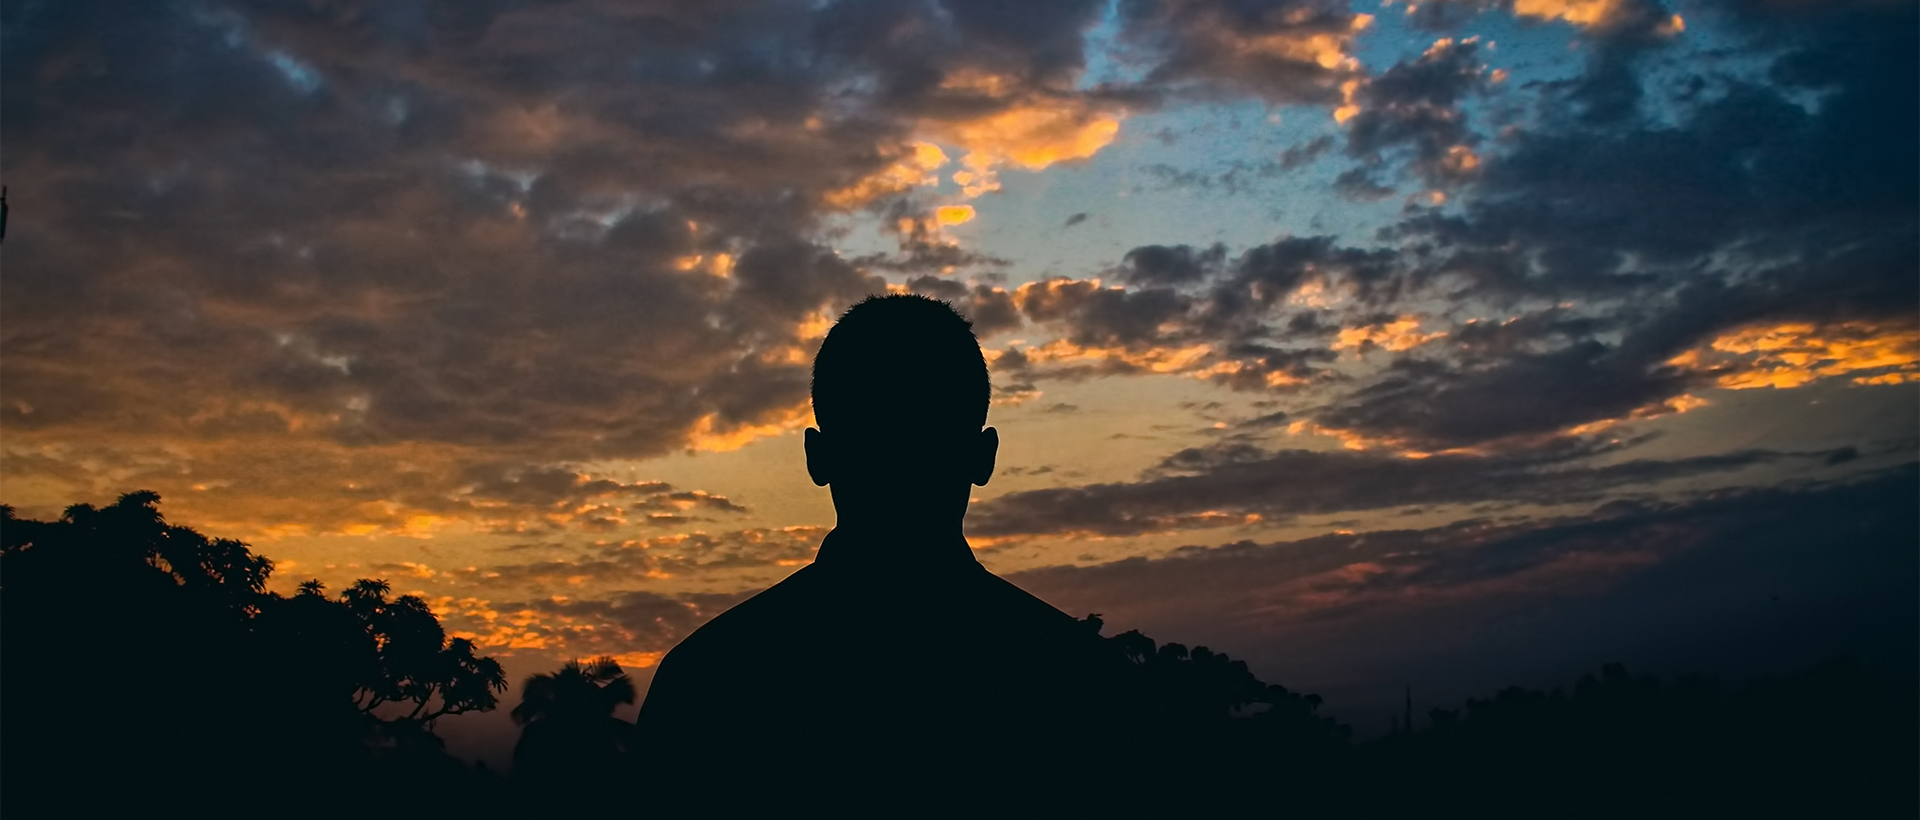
[815,518,979,571]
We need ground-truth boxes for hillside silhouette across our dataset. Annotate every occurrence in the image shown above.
[3,491,1914,817]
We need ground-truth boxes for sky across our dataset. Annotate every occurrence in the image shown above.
[3,0,1915,765]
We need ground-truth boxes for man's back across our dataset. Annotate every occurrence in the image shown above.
[631,295,1141,812]
[634,531,1130,813]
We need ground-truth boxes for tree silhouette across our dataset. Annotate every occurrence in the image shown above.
[1078,613,1354,813]
[513,656,637,726]
[4,492,1912,817]
[1,492,507,816]
[336,578,507,724]
[510,657,638,804]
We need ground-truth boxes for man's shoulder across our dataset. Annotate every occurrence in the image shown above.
[972,569,1087,631]
[660,565,833,665]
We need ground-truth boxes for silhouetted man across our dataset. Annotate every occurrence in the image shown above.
[635,295,1131,814]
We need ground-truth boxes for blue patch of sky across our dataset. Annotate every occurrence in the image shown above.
[956,103,1417,285]
[1077,0,1147,89]
[830,1,1779,293]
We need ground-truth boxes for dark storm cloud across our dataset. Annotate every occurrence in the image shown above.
[1,0,886,466]
[502,588,757,655]
[1278,135,1335,170]
[468,525,826,593]
[1008,0,1914,449]
[1009,466,1917,720]
[358,463,753,534]
[1012,466,1915,618]
[1116,0,1366,104]
[1315,340,1696,449]
[1118,243,1227,287]
[904,277,1023,337]
[1332,167,1397,201]
[1397,0,1676,40]
[997,235,1408,390]
[968,434,1833,538]
[1019,278,1195,347]
[811,0,1110,98]
[1235,409,1291,429]
[988,0,1907,450]
[1341,37,1490,188]
[1398,0,1915,299]
[0,0,1197,526]
[1308,0,1918,449]
[1204,235,1401,318]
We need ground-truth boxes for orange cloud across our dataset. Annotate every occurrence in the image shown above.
[1667,321,1920,390]
[935,205,977,226]
[935,97,1123,198]
[685,402,815,453]
[1285,420,1481,459]
[1511,0,1684,33]
[1333,316,1446,353]
[604,651,666,670]
[670,252,735,278]
[1333,79,1363,124]
[1021,338,1216,375]
[1225,14,1369,72]
[825,141,949,208]
[1562,394,1711,437]
[826,73,1126,208]
[1188,360,1316,389]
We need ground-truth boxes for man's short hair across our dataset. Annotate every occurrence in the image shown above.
[811,294,991,435]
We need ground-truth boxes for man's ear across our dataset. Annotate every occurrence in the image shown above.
[970,426,999,487]
[804,428,832,487]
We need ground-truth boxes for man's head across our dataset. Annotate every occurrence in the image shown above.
[806,294,998,527]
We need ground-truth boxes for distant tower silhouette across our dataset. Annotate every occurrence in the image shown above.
[2,185,9,243]
[1403,685,1413,734]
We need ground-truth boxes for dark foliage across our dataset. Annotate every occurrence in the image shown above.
[1356,658,1918,819]
[4,492,1912,817]
[0,492,506,817]
[510,656,639,803]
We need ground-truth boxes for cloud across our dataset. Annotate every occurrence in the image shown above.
[1339,37,1493,189]
[467,525,828,591]
[1279,135,1336,169]
[1306,0,1917,448]
[968,435,1830,539]
[990,236,1414,391]
[1119,244,1228,287]
[1118,0,1372,105]
[1667,321,1920,390]
[450,465,751,533]
[0,0,1153,530]
[442,588,757,661]
[1389,0,1683,39]
[1332,315,1447,354]
[1314,340,1700,450]
[929,85,1125,197]
[995,4,1913,450]
[1008,465,1917,719]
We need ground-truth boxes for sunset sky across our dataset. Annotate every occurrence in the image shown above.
[4,0,1914,764]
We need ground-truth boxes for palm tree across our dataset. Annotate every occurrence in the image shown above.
[511,657,637,787]
[512,657,636,726]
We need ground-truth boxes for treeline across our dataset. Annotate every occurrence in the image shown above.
[2,493,1912,817]
[1,492,505,815]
